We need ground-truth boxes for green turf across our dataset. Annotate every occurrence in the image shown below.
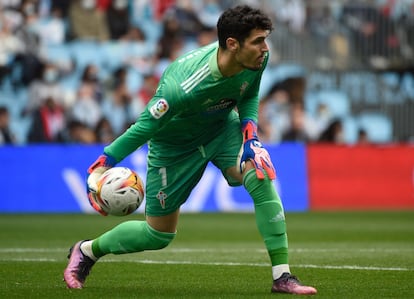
[1,211,413,298]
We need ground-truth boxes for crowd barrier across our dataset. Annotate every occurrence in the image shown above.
[1,143,412,213]
[308,144,414,210]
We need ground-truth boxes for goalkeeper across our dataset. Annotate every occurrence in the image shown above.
[63,5,316,295]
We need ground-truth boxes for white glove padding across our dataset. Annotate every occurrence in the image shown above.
[86,154,117,215]
[87,167,108,192]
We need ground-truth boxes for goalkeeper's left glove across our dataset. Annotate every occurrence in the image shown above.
[239,119,276,180]
[86,153,117,215]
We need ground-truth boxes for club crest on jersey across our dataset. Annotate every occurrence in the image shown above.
[150,99,169,119]
[240,81,249,96]
[156,191,168,209]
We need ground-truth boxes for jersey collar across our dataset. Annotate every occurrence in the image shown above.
[209,45,223,81]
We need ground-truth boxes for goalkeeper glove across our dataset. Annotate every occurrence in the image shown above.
[239,119,276,180]
[86,153,117,215]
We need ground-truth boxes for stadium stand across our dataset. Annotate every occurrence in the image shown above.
[0,0,413,145]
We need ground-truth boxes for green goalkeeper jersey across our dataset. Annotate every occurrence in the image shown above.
[104,42,268,163]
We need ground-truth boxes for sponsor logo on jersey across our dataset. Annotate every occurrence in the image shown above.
[204,98,236,114]
[202,98,215,106]
[150,99,169,119]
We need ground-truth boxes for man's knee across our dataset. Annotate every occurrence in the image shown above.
[145,223,176,250]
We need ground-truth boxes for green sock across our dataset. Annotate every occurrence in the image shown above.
[243,169,289,266]
[91,220,176,258]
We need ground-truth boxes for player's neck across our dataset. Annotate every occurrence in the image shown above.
[217,48,244,77]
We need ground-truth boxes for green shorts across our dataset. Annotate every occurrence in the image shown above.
[145,116,243,216]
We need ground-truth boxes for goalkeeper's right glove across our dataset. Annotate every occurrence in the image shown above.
[239,119,276,180]
[86,153,117,215]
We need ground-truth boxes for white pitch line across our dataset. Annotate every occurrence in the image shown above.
[0,257,412,272]
[0,248,67,253]
[1,247,413,253]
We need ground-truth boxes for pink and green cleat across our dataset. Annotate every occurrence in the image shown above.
[63,241,95,289]
[271,273,317,295]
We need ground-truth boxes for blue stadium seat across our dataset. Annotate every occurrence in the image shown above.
[100,41,156,73]
[100,41,127,71]
[341,115,358,144]
[44,44,73,70]
[304,91,320,116]
[357,112,393,143]
[316,89,351,118]
[10,116,32,144]
[260,64,306,98]
[69,40,104,72]
[135,20,162,44]
[0,89,25,118]
[401,72,414,100]
[126,68,143,93]
[381,72,399,88]
[380,72,405,104]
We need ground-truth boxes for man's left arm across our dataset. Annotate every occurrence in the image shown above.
[237,53,275,180]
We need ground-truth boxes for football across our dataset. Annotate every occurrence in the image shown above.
[96,167,145,216]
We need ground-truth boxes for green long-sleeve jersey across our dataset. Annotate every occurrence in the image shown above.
[104,42,268,163]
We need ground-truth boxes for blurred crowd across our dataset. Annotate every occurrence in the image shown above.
[0,0,413,145]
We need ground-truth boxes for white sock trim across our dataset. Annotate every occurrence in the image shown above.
[272,264,290,280]
[80,240,98,261]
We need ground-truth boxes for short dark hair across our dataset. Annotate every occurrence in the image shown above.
[0,106,9,115]
[217,5,273,49]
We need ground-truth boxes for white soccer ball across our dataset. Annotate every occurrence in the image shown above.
[96,167,145,216]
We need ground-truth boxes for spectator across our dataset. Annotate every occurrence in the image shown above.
[257,89,291,143]
[180,24,217,52]
[80,64,104,102]
[198,0,222,28]
[106,0,130,40]
[12,0,43,87]
[313,102,333,137]
[0,9,24,85]
[96,0,111,11]
[162,0,204,41]
[101,81,138,135]
[307,3,351,70]
[0,106,16,144]
[272,0,306,34]
[70,83,102,129]
[94,117,115,144]
[135,73,159,106]
[157,13,184,61]
[317,118,344,143]
[155,16,184,76]
[341,1,396,69]
[49,0,71,19]
[28,96,66,143]
[36,5,66,45]
[356,128,370,145]
[257,96,274,143]
[121,25,146,42]
[0,1,24,32]
[63,119,97,143]
[25,62,65,115]
[104,66,127,92]
[197,25,216,47]
[68,0,109,41]
[153,0,175,20]
[281,102,312,143]
[121,26,155,75]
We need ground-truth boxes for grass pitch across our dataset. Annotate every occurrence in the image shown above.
[1,211,413,298]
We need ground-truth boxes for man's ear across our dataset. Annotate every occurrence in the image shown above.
[226,37,239,52]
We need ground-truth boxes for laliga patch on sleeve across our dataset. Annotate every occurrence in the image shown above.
[149,99,169,119]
